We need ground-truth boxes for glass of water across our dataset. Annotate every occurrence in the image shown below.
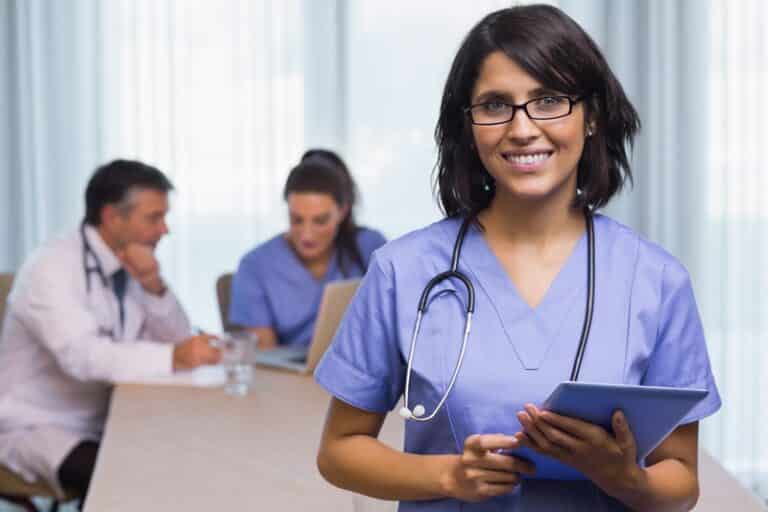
[217,331,258,396]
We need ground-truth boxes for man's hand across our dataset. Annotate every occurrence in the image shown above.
[118,244,165,295]
[172,334,222,371]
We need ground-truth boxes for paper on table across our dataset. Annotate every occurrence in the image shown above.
[122,364,227,387]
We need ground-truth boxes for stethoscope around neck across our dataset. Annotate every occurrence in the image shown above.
[80,223,109,293]
[398,209,596,421]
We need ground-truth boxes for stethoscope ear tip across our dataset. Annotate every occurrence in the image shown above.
[399,404,426,420]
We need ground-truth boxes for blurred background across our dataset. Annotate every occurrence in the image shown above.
[0,0,765,503]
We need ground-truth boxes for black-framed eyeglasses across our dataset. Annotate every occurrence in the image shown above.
[465,95,584,125]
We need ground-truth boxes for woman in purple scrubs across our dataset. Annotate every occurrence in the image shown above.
[229,150,386,348]
[314,5,720,511]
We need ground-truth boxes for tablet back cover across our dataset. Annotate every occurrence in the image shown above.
[509,382,707,480]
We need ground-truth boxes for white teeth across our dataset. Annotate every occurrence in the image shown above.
[506,152,550,164]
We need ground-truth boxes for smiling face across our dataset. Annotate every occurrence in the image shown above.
[286,192,347,263]
[470,51,589,206]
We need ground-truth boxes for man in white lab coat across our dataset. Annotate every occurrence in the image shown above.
[0,160,221,504]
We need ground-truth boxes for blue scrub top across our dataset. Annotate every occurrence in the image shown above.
[315,214,721,511]
[229,227,386,347]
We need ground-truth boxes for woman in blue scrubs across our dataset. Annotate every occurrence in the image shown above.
[314,5,720,511]
[229,150,386,348]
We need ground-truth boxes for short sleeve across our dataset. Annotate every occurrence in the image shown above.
[357,228,388,268]
[228,254,273,328]
[314,252,405,413]
[641,262,722,424]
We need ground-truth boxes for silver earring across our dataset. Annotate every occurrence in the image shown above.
[482,174,493,192]
[586,128,594,137]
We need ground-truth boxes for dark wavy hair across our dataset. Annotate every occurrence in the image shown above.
[284,149,364,276]
[84,159,174,226]
[435,4,640,217]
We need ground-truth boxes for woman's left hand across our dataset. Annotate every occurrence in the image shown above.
[515,405,643,494]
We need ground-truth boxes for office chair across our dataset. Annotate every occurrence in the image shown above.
[0,273,81,511]
[0,464,80,512]
[216,272,238,332]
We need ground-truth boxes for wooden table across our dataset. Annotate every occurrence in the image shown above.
[85,369,402,511]
[84,368,764,511]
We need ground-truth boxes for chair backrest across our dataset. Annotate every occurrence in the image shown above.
[0,273,14,332]
[215,273,236,332]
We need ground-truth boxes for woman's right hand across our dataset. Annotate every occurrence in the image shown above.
[442,434,535,502]
[246,326,279,350]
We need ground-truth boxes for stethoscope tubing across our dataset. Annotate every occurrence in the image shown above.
[570,212,595,381]
[80,223,109,293]
[400,210,595,421]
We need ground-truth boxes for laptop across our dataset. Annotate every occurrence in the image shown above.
[251,279,360,374]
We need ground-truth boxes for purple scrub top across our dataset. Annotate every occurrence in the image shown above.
[229,227,386,346]
[315,214,721,511]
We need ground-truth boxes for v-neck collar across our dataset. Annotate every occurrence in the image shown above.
[280,235,338,284]
[457,217,595,370]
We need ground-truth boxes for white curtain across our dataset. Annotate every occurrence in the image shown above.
[703,0,767,496]
[0,0,104,264]
[0,0,341,330]
[96,0,310,331]
[561,0,767,498]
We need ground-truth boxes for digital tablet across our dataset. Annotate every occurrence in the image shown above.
[507,382,708,480]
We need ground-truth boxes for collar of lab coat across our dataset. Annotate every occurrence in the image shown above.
[83,224,123,278]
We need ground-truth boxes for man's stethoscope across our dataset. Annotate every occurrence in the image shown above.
[81,223,131,338]
[80,223,110,293]
[399,210,595,421]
